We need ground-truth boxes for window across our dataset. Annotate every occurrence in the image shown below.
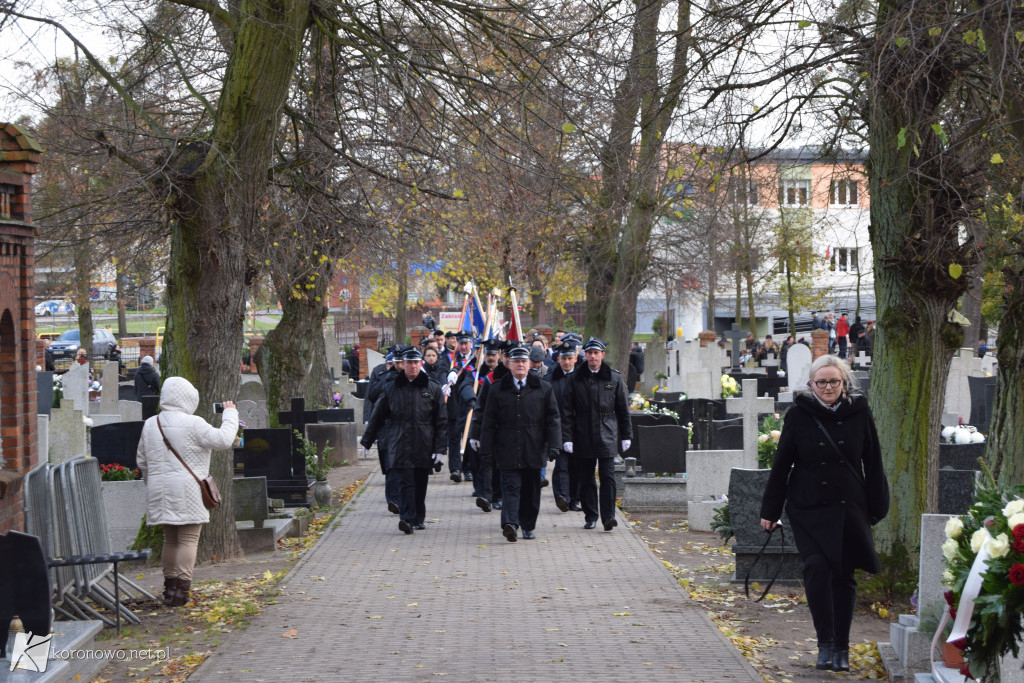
[830,179,859,206]
[728,178,758,206]
[830,247,858,272]
[778,179,810,206]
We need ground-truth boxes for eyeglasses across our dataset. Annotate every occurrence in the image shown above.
[813,379,843,389]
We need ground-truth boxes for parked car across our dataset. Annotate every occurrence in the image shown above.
[34,300,76,317]
[50,328,118,361]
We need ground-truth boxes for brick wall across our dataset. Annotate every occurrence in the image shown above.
[0,122,41,534]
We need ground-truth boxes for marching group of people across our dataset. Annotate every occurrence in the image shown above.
[359,329,632,542]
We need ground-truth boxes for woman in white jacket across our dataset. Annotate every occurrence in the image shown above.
[137,376,238,606]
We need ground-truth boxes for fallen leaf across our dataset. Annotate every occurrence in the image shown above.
[281,629,298,638]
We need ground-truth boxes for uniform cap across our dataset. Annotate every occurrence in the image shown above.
[401,347,423,362]
[582,336,607,351]
[507,345,531,360]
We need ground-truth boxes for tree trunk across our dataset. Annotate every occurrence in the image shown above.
[394,258,408,345]
[73,234,95,358]
[115,262,127,337]
[786,269,796,337]
[257,293,326,421]
[745,271,756,336]
[960,221,987,351]
[867,2,972,554]
[987,247,1024,485]
[305,323,331,409]
[162,0,312,563]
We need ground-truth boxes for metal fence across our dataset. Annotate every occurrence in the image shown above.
[24,458,154,627]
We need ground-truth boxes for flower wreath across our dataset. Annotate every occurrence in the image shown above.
[941,468,1024,681]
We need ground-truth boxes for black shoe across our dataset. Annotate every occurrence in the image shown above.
[476,497,492,513]
[413,523,426,530]
[540,478,549,488]
[832,649,849,672]
[555,496,569,512]
[569,501,582,511]
[816,644,834,670]
[493,500,503,510]
[604,519,618,531]
[522,530,536,540]
[398,520,414,535]
[584,520,597,529]
[450,470,463,483]
[502,523,517,542]
[464,472,474,482]
[387,502,399,515]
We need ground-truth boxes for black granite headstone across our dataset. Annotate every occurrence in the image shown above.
[236,428,313,507]
[0,531,52,659]
[625,412,678,461]
[653,390,685,403]
[967,375,997,432]
[938,469,978,515]
[141,395,160,420]
[354,380,369,399]
[710,417,744,450]
[316,408,355,423]
[37,371,54,417]
[728,468,803,583]
[939,443,986,471]
[635,425,687,474]
[91,421,145,470]
[119,382,137,402]
[755,375,788,400]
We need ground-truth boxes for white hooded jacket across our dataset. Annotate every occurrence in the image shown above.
[137,376,239,525]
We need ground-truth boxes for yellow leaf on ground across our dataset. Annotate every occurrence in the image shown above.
[281,629,298,638]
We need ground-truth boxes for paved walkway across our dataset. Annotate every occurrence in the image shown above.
[194,470,760,682]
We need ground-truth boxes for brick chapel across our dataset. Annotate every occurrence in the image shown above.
[0,122,42,533]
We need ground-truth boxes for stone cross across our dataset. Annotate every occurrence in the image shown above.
[725,379,776,465]
[723,323,748,373]
[854,350,871,368]
[761,353,780,377]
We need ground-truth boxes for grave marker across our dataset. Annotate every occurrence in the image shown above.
[725,378,775,465]
[61,362,92,413]
[786,343,812,391]
[723,323,747,373]
[37,370,54,416]
[91,421,145,470]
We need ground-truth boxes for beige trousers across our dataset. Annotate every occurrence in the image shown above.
[162,524,202,581]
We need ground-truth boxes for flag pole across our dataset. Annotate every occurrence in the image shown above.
[460,286,501,455]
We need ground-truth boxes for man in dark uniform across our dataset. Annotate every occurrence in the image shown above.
[563,337,632,531]
[361,347,447,534]
[479,344,561,542]
[548,340,581,512]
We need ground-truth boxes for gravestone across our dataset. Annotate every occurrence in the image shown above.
[119,400,143,422]
[316,408,355,423]
[710,418,744,450]
[642,340,667,395]
[654,390,685,403]
[235,428,313,507]
[943,350,984,422]
[346,395,366,436]
[324,325,345,385]
[119,382,137,401]
[686,449,750,531]
[238,377,266,403]
[306,423,358,467]
[48,404,87,463]
[99,361,121,415]
[725,378,776,465]
[728,468,803,583]
[786,343,812,391]
[38,414,49,466]
[0,531,52,660]
[939,442,986,471]
[937,469,978,515]
[967,375,997,432]
[635,424,687,474]
[236,399,270,430]
[723,323,748,373]
[61,362,92,413]
[91,421,145,470]
[37,370,54,416]
[625,412,679,461]
[853,350,872,369]
[100,479,147,551]
[234,476,274,554]
[365,348,385,373]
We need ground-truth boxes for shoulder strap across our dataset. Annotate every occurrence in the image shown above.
[157,416,204,487]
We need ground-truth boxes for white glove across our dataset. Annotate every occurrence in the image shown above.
[621,440,631,452]
[362,447,370,458]
[469,439,480,451]
[432,453,444,464]
[442,384,451,397]
[563,442,573,454]
[446,370,459,385]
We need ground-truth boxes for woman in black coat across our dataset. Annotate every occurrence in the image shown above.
[760,355,888,673]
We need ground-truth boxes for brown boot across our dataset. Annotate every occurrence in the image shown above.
[169,578,191,607]
[163,577,178,606]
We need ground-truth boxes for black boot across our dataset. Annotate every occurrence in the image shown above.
[832,649,850,672]
[816,643,834,670]
[169,578,191,607]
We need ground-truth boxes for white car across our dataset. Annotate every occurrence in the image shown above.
[34,300,76,316]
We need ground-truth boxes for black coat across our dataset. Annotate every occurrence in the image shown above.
[361,370,447,469]
[469,363,510,441]
[135,363,161,399]
[563,362,632,459]
[364,363,392,422]
[479,371,561,470]
[760,392,889,574]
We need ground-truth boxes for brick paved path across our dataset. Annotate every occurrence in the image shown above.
[194,471,759,682]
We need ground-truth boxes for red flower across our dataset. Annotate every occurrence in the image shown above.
[1010,564,1024,587]
[1013,524,1024,541]
[944,590,955,607]
[960,661,973,679]
[949,636,968,651]
[1014,539,1024,555]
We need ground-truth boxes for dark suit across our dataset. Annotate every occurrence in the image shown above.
[479,372,560,532]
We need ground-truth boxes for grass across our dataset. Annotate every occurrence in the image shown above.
[35,312,282,338]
